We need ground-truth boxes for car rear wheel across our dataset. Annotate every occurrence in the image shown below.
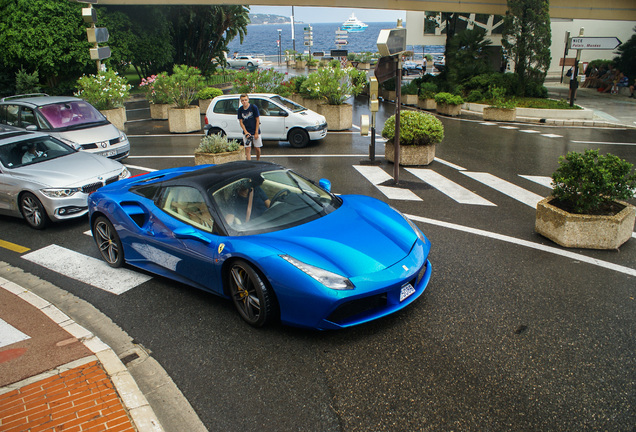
[19,192,49,230]
[93,216,124,268]
[207,127,226,137]
[247,62,254,67]
[288,128,309,148]
[228,259,276,327]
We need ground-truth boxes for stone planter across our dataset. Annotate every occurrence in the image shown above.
[483,107,517,122]
[535,197,636,249]
[194,148,244,165]
[100,107,126,131]
[357,62,371,70]
[317,103,352,131]
[418,98,436,110]
[298,97,320,112]
[308,64,318,71]
[149,103,175,120]
[168,106,201,133]
[382,90,396,101]
[385,141,435,166]
[295,60,306,69]
[436,103,462,116]
[402,94,419,106]
[199,99,213,114]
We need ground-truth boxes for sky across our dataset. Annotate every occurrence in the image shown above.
[248,6,406,24]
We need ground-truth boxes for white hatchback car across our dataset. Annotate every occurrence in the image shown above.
[204,94,328,148]
[226,55,263,68]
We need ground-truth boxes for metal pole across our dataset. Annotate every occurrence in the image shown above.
[561,31,570,84]
[394,56,401,184]
[291,6,296,54]
[569,28,584,107]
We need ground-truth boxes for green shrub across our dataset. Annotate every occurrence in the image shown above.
[401,81,419,95]
[197,133,240,154]
[381,110,444,146]
[197,87,223,100]
[419,82,438,99]
[15,67,40,94]
[524,81,548,98]
[233,68,292,97]
[382,77,396,91]
[434,92,464,105]
[164,65,204,109]
[551,149,636,214]
[488,85,516,109]
[300,62,364,104]
[466,89,484,102]
[75,70,131,110]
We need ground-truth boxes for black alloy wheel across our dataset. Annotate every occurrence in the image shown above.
[228,259,276,327]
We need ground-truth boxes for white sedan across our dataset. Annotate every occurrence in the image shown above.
[226,55,263,68]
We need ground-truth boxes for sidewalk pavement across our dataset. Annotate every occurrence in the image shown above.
[0,277,163,432]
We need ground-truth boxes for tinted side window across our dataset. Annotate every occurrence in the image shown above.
[213,99,239,115]
[0,105,6,124]
[19,107,36,128]
[5,105,19,126]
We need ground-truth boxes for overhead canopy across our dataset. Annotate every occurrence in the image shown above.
[98,0,636,21]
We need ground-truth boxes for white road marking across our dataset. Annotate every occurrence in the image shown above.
[570,140,636,146]
[519,175,553,189]
[22,245,152,295]
[124,164,157,172]
[406,169,495,206]
[0,319,30,348]
[354,165,422,201]
[433,158,466,171]
[480,122,497,126]
[499,126,518,129]
[462,172,544,208]
[541,133,563,138]
[520,129,541,134]
[407,214,636,278]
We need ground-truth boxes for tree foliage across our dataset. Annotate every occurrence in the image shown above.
[613,27,636,80]
[501,0,551,96]
[447,28,494,84]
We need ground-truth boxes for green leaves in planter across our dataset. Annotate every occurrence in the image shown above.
[75,70,131,110]
[197,134,240,154]
[434,92,464,106]
[197,87,223,100]
[381,110,444,146]
[551,149,636,214]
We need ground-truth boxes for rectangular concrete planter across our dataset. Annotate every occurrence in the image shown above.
[100,107,126,131]
[483,107,517,122]
[402,94,419,106]
[149,103,175,120]
[198,99,213,114]
[194,148,244,165]
[385,141,435,166]
[317,103,352,131]
[168,106,201,133]
[535,197,636,249]
[417,98,436,110]
[436,103,461,116]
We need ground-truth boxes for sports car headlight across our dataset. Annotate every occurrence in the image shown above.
[280,255,354,290]
[392,206,426,243]
[41,187,81,198]
[119,167,130,180]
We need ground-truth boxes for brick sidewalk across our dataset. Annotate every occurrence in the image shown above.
[0,360,135,432]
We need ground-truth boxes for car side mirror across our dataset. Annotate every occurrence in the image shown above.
[26,125,38,131]
[173,226,212,244]
[319,179,331,193]
[279,111,288,117]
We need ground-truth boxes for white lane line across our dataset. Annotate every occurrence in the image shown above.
[541,133,563,138]
[570,140,636,146]
[406,169,496,206]
[126,155,193,158]
[480,122,497,126]
[519,175,553,189]
[22,245,152,295]
[520,129,540,134]
[433,158,466,171]
[127,134,204,138]
[354,165,422,201]
[499,126,518,129]
[463,172,544,208]
[126,154,373,159]
[407,215,636,278]
[0,319,30,348]
[124,164,157,172]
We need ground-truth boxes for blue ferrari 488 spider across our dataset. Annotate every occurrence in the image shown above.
[88,161,432,330]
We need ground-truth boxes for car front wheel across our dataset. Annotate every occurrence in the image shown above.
[19,192,49,229]
[288,129,309,148]
[228,259,277,327]
[207,127,226,137]
[93,216,124,268]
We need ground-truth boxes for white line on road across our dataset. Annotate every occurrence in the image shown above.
[354,165,422,201]
[433,158,466,171]
[406,169,495,206]
[22,245,152,295]
[570,140,636,146]
[407,215,636,278]
[519,175,553,188]
[0,318,30,348]
[463,172,544,208]
[124,164,157,172]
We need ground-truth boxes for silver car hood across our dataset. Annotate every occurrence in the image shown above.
[10,152,124,188]
[56,123,121,145]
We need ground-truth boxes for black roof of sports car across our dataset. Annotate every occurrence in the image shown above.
[167,161,285,189]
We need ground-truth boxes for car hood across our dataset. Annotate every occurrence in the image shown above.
[256,195,418,278]
[11,152,123,188]
[55,123,121,145]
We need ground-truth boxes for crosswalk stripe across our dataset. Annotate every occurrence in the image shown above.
[406,169,495,206]
[463,172,544,208]
[520,129,540,134]
[353,165,421,201]
[541,133,563,138]
[500,126,518,129]
[22,245,152,295]
[519,175,553,189]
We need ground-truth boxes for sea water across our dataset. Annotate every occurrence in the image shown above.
[227,22,443,57]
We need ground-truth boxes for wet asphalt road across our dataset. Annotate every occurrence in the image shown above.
[1,97,635,431]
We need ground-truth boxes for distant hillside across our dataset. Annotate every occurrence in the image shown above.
[249,13,300,25]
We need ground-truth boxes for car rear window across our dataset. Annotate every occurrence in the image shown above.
[39,101,106,129]
[213,99,240,115]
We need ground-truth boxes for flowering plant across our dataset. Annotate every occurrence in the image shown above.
[164,65,204,109]
[232,68,292,97]
[75,70,131,110]
[299,61,365,105]
[139,73,172,104]
[197,133,240,154]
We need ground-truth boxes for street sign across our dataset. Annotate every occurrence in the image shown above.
[335,30,348,35]
[570,37,621,50]
[304,41,313,46]
[374,56,397,84]
[89,46,111,61]
[335,40,348,45]
[377,28,406,57]
[331,50,348,57]
[86,27,109,44]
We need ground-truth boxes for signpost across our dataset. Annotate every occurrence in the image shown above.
[81,3,110,70]
[570,37,621,50]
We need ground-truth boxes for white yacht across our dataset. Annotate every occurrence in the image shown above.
[341,14,368,33]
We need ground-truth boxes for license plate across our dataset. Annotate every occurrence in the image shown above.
[100,150,117,157]
[400,283,415,302]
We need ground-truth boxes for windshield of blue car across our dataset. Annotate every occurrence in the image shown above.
[38,101,109,131]
[0,136,75,168]
[269,95,306,113]
[210,169,340,235]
